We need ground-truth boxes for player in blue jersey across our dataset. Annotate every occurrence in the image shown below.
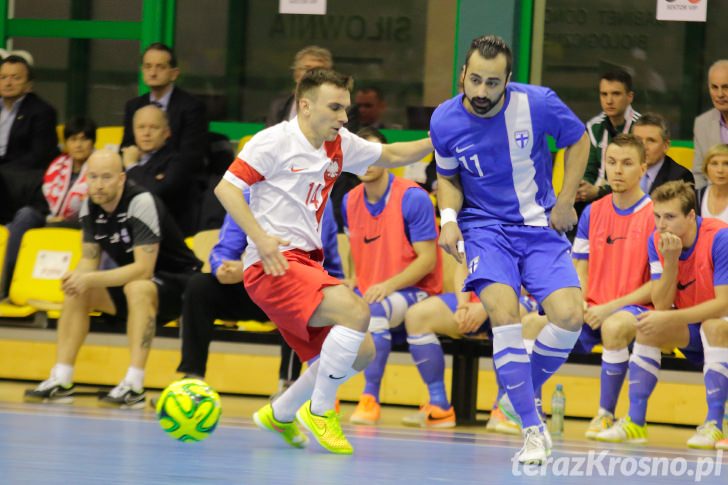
[432,35,590,465]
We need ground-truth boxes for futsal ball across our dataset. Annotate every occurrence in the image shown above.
[156,378,222,442]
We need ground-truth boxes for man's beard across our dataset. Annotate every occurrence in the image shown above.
[466,89,505,116]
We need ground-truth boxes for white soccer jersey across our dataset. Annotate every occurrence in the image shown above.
[224,118,382,268]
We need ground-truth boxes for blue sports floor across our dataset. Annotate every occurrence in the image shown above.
[1,391,726,484]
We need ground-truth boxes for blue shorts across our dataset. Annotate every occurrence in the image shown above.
[573,304,648,354]
[462,224,579,305]
[679,323,704,367]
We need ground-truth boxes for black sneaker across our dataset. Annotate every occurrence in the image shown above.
[98,382,146,409]
[24,378,75,404]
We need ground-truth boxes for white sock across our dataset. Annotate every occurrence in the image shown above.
[52,363,74,385]
[311,326,365,415]
[124,367,145,391]
[272,361,319,422]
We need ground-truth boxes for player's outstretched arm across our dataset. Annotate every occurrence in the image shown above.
[214,178,290,276]
[437,172,465,263]
[373,137,433,168]
[551,132,589,232]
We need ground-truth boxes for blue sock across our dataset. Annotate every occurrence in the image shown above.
[363,329,391,401]
[530,323,580,391]
[492,324,540,429]
[628,343,661,426]
[702,343,728,428]
[408,333,449,409]
[600,348,629,414]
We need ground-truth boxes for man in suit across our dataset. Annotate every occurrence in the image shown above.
[122,105,200,236]
[264,45,332,127]
[693,60,728,190]
[121,43,206,171]
[0,55,59,223]
[633,113,694,195]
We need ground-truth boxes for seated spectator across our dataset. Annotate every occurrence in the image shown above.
[578,69,641,204]
[0,54,59,223]
[347,87,400,132]
[696,144,728,223]
[122,105,201,236]
[121,43,206,170]
[345,128,442,426]
[571,134,655,439]
[1,117,96,297]
[265,45,333,126]
[693,60,728,189]
[401,259,542,430]
[176,201,343,383]
[632,112,694,194]
[24,150,201,408]
[596,181,728,450]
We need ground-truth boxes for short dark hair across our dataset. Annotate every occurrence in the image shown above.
[356,86,384,101]
[464,35,512,77]
[0,54,33,81]
[651,180,696,215]
[295,68,353,102]
[609,133,645,164]
[142,42,177,68]
[357,127,387,144]
[64,116,97,143]
[634,112,671,140]
[600,69,633,92]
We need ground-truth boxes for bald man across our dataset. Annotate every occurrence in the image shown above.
[24,150,201,408]
[122,105,202,236]
[693,60,728,189]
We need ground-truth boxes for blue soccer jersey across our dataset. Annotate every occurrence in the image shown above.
[431,83,585,228]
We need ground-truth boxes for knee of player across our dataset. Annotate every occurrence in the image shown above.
[348,297,371,331]
[547,305,583,332]
[601,314,636,346]
[404,304,431,334]
[123,279,156,304]
[701,319,728,346]
[353,333,376,371]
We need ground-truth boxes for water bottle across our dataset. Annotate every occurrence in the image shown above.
[550,384,565,437]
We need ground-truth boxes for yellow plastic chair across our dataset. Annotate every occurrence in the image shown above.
[666,146,694,171]
[0,228,82,317]
[192,229,220,273]
[552,148,565,196]
[94,126,124,151]
[236,135,254,154]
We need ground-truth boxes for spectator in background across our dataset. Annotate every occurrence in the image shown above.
[265,45,333,126]
[1,117,96,298]
[24,150,201,408]
[632,113,694,194]
[693,60,728,189]
[0,55,59,223]
[696,144,728,223]
[347,87,396,132]
[121,43,206,171]
[122,105,201,236]
[578,70,641,204]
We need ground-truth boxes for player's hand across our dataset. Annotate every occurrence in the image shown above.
[216,260,244,284]
[550,200,578,233]
[658,232,682,263]
[635,310,672,336]
[439,222,465,264]
[584,302,614,330]
[454,303,487,334]
[363,281,394,303]
[576,180,600,203]
[61,271,89,296]
[255,234,290,276]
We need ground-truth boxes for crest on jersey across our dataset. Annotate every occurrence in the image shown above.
[514,130,530,149]
[325,160,340,180]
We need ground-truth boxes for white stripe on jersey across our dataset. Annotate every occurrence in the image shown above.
[572,237,589,255]
[223,171,250,191]
[435,151,458,170]
[505,91,548,226]
[649,260,663,276]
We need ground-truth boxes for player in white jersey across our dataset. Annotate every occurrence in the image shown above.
[215,69,433,454]
[433,35,590,465]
